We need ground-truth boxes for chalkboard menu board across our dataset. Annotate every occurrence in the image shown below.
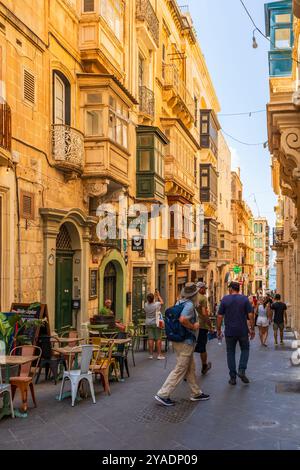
[9,303,50,344]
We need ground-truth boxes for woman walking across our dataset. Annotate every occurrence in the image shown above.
[256,298,271,347]
[144,291,165,360]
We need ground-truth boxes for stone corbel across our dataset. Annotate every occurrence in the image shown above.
[83,179,109,205]
[292,88,300,108]
[281,128,300,168]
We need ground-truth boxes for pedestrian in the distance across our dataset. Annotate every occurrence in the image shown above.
[256,297,271,347]
[271,294,287,346]
[217,281,255,385]
[194,282,213,375]
[155,282,210,406]
[144,291,165,360]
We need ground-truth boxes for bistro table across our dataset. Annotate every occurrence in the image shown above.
[51,337,85,345]
[0,355,38,419]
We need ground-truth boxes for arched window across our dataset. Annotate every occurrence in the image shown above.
[254,223,258,233]
[53,71,71,126]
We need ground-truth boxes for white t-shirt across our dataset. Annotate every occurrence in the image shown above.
[144,302,161,326]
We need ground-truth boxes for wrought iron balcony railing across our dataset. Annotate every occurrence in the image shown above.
[139,86,155,118]
[51,124,84,174]
[163,64,194,118]
[0,102,11,152]
[136,0,159,47]
[273,227,284,247]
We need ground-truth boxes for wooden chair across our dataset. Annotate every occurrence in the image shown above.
[9,345,42,413]
[89,341,115,395]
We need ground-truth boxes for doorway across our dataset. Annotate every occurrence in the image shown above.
[132,267,148,323]
[55,224,74,331]
[104,262,117,314]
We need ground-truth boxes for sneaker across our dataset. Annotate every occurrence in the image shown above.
[238,372,250,384]
[149,355,153,359]
[154,395,175,406]
[157,355,165,360]
[228,377,237,385]
[280,341,284,345]
[201,362,212,375]
[190,393,210,402]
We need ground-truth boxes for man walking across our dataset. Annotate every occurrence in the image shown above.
[195,282,213,375]
[155,283,210,406]
[217,281,255,385]
[271,294,287,346]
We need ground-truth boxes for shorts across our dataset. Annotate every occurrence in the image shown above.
[194,329,208,354]
[256,317,269,328]
[146,325,162,341]
[273,322,284,331]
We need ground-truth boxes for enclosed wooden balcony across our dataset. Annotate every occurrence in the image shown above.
[0,101,12,165]
[136,0,159,49]
[162,64,194,127]
[51,124,84,175]
[200,110,220,160]
[200,164,218,215]
[200,219,218,261]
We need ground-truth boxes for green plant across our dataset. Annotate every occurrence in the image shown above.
[0,304,45,354]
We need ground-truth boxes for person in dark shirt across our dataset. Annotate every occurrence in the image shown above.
[217,282,255,385]
[271,294,287,346]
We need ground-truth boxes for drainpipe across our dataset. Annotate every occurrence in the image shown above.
[14,166,22,302]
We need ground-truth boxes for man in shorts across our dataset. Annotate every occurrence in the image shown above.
[195,282,213,375]
[271,294,287,346]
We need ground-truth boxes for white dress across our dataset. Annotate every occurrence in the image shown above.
[256,305,269,327]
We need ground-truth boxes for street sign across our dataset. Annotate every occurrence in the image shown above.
[132,236,144,252]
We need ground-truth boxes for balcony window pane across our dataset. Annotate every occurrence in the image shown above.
[275,14,291,24]
[139,135,153,147]
[122,122,128,148]
[108,111,115,140]
[275,28,291,49]
[140,150,151,171]
[86,110,103,136]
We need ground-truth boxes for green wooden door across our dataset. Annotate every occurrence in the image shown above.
[132,268,148,324]
[55,255,73,331]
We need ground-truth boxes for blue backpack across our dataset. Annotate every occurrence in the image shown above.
[165,303,194,343]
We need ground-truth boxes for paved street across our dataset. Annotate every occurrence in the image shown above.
[1,330,300,450]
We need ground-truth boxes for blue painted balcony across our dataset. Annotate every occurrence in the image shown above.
[265,0,293,77]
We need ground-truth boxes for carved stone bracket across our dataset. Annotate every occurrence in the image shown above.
[293,89,300,108]
[83,179,109,205]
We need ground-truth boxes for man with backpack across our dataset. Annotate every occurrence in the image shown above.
[155,282,210,407]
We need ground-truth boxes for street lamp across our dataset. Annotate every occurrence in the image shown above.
[252,29,258,49]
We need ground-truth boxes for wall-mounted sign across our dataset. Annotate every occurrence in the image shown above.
[132,236,144,252]
[89,269,98,299]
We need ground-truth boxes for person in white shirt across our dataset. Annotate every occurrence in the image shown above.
[144,290,165,360]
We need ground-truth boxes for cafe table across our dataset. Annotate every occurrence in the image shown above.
[0,355,38,419]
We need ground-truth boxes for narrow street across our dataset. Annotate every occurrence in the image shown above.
[1,329,300,451]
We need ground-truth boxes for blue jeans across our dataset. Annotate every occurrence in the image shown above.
[225,336,250,378]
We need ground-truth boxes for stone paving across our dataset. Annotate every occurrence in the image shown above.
[1,330,300,450]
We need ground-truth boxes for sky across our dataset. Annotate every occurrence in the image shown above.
[185,0,277,230]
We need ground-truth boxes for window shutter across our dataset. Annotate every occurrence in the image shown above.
[83,0,95,12]
[23,69,35,105]
[20,191,35,219]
